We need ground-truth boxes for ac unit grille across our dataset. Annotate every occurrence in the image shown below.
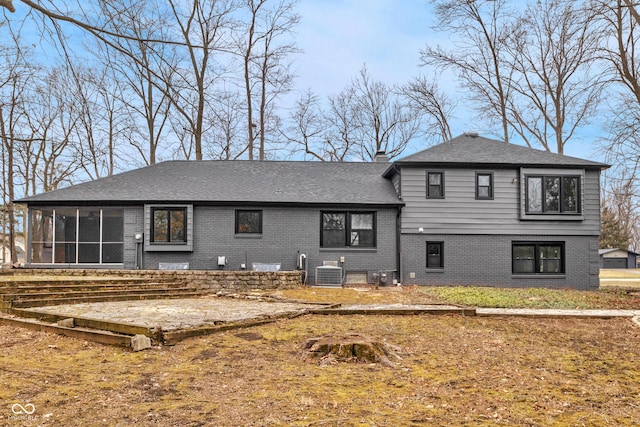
[315,266,343,287]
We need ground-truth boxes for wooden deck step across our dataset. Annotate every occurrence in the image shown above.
[0,277,166,287]
[10,291,209,308]
[1,287,205,302]
[0,314,134,348]
[1,282,193,294]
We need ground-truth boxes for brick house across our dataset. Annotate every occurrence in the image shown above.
[16,134,608,290]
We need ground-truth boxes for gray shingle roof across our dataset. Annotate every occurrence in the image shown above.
[387,133,609,172]
[18,160,403,206]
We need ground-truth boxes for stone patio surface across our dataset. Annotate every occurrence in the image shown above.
[18,299,640,335]
[23,297,325,331]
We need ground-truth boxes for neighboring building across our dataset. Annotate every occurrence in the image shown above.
[599,248,639,269]
[15,134,609,290]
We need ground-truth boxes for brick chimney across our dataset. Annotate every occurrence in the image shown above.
[374,150,389,162]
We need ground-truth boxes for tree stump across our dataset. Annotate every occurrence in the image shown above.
[301,334,402,368]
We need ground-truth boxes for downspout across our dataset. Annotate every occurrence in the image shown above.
[393,163,403,285]
[396,206,402,285]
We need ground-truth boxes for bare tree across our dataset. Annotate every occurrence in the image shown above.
[166,0,238,161]
[403,75,454,143]
[69,65,130,179]
[601,173,640,250]
[0,35,34,265]
[207,90,246,159]
[0,0,14,13]
[597,0,640,173]
[284,89,353,161]
[422,0,514,142]
[286,67,424,163]
[504,0,602,154]
[337,66,422,161]
[95,0,176,167]
[238,0,299,160]
[25,66,82,193]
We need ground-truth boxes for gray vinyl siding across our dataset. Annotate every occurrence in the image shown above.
[123,207,143,269]
[400,234,599,290]
[399,167,600,235]
[391,172,401,197]
[131,206,398,280]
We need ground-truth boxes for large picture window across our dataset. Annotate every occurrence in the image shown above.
[321,212,376,248]
[236,210,262,234]
[30,207,124,264]
[512,242,564,275]
[526,175,580,214]
[151,207,186,243]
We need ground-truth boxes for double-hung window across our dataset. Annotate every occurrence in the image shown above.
[151,207,187,243]
[426,242,444,269]
[512,242,564,275]
[426,171,444,198]
[476,172,493,200]
[525,175,580,214]
[321,212,376,248]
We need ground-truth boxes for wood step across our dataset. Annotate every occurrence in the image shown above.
[9,308,157,337]
[0,282,194,295]
[1,287,204,302]
[0,277,166,285]
[10,291,209,308]
[0,314,134,347]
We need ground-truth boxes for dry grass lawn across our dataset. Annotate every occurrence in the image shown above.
[2,287,640,426]
[600,269,640,279]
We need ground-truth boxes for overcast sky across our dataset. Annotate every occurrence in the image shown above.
[2,0,604,162]
[289,0,603,161]
[292,0,434,97]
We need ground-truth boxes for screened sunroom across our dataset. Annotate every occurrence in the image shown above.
[28,207,124,265]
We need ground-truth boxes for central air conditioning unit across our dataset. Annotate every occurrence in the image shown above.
[315,261,343,287]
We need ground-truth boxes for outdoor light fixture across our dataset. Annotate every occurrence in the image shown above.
[135,233,143,242]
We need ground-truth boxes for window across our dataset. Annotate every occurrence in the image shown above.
[427,171,444,198]
[526,175,580,214]
[426,242,444,269]
[29,207,124,264]
[321,212,376,248]
[151,207,186,243]
[236,210,262,234]
[476,172,493,200]
[512,242,564,275]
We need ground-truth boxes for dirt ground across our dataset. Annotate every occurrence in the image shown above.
[1,288,639,426]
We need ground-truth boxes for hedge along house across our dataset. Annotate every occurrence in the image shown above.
[16,134,609,290]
